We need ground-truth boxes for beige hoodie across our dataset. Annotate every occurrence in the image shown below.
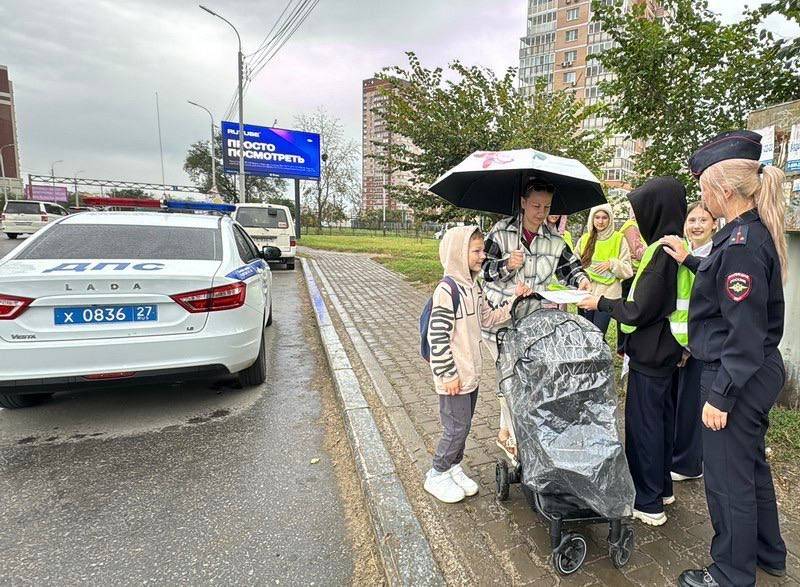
[575,204,633,300]
[427,226,516,395]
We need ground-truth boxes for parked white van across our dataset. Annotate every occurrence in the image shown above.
[233,203,296,270]
[1,200,70,239]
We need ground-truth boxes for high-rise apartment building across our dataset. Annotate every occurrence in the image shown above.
[361,77,412,219]
[0,65,23,198]
[519,0,665,192]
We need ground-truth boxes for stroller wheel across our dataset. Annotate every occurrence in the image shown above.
[609,524,634,569]
[553,533,587,576]
[495,460,510,501]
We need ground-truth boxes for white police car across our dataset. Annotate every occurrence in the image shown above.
[0,208,278,409]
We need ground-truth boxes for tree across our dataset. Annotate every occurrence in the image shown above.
[373,52,611,222]
[183,131,287,204]
[591,0,800,192]
[106,188,153,199]
[757,1,800,65]
[293,107,361,228]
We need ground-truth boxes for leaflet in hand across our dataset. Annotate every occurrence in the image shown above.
[538,289,590,305]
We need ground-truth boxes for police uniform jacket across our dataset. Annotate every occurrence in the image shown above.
[684,209,784,413]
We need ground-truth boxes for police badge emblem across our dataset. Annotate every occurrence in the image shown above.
[725,272,752,302]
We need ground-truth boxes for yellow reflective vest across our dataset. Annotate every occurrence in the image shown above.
[577,231,624,286]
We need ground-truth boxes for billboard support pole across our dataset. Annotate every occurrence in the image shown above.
[294,178,301,240]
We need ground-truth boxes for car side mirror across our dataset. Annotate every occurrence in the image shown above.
[261,246,281,260]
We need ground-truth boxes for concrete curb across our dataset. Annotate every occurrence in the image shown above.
[301,259,444,587]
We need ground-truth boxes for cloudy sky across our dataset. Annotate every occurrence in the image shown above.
[1,0,797,191]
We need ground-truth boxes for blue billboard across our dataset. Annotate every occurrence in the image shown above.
[221,121,321,180]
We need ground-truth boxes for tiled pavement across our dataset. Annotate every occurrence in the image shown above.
[305,249,800,586]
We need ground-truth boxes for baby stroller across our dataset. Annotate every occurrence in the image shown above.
[494,302,635,576]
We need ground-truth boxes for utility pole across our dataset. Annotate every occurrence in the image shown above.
[73,170,84,207]
[188,100,218,196]
[50,159,63,203]
[200,5,246,203]
[155,92,166,197]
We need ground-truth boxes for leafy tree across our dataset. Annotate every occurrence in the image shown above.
[591,0,800,193]
[756,1,800,64]
[374,52,611,222]
[183,131,287,204]
[293,107,361,227]
[106,188,153,199]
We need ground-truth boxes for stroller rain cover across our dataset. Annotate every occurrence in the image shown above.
[497,308,635,519]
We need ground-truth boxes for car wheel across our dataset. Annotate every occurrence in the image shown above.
[286,260,295,270]
[266,302,273,326]
[6,233,18,240]
[238,322,267,386]
[0,392,53,409]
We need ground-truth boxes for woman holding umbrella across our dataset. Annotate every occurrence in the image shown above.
[481,178,591,453]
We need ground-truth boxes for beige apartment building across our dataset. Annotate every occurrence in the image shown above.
[519,0,666,193]
[361,77,413,220]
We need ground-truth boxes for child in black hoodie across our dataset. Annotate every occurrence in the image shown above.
[578,177,687,526]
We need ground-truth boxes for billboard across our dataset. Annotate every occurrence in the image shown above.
[221,121,321,180]
[26,184,68,202]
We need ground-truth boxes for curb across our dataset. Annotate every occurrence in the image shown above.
[301,259,444,587]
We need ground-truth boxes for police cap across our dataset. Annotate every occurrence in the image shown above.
[688,130,762,179]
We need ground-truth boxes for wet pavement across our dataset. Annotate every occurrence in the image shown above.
[0,260,361,584]
[306,249,800,586]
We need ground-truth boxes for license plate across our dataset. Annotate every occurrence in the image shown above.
[54,305,158,325]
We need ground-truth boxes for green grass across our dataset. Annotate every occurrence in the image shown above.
[300,233,442,286]
[768,406,800,462]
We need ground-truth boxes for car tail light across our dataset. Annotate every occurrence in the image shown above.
[83,372,136,381]
[171,282,247,313]
[290,237,296,248]
[0,294,34,320]
[41,214,49,222]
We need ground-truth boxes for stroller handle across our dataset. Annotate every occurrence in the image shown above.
[511,292,545,326]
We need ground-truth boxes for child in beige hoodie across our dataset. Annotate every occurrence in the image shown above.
[425,226,531,504]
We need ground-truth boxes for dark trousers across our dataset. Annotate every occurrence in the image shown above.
[579,308,612,339]
[672,356,703,478]
[625,369,676,513]
[702,353,786,587]
[617,277,634,353]
[432,389,479,473]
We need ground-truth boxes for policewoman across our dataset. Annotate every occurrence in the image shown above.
[661,131,788,587]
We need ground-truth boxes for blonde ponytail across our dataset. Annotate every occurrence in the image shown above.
[756,165,788,284]
[700,159,788,284]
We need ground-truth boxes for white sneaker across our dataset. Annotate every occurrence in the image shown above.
[633,509,667,526]
[449,464,479,497]
[424,469,465,503]
[663,495,676,505]
[671,471,703,482]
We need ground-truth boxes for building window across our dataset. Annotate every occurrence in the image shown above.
[565,29,578,42]
[567,7,579,21]
[563,72,576,84]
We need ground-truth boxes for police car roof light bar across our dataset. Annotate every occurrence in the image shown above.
[164,200,236,214]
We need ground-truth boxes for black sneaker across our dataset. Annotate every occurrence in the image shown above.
[758,563,786,578]
[678,568,719,587]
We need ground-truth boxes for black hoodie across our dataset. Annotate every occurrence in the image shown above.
[598,177,687,377]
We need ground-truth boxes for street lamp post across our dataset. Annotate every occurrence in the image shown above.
[73,170,85,207]
[200,5,246,203]
[188,100,218,196]
[50,160,63,204]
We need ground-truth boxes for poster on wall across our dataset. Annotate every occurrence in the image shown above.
[756,125,775,166]
[787,179,800,232]
[786,124,800,174]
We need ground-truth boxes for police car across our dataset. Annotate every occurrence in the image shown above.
[0,206,279,409]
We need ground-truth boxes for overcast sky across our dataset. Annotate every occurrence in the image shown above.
[1,0,797,190]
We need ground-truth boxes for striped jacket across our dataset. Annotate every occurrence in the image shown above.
[481,216,589,343]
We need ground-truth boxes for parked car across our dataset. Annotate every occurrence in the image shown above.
[1,200,69,239]
[232,203,296,270]
[0,210,278,408]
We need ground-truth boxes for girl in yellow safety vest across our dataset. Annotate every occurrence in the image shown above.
[672,202,717,483]
[575,204,634,338]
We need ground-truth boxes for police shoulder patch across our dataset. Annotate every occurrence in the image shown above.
[725,272,752,302]
[729,225,749,246]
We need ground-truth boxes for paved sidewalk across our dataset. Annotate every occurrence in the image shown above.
[306,249,799,586]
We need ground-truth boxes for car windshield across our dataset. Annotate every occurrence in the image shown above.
[15,224,222,260]
[236,207,289,229]
[5,201,41,215]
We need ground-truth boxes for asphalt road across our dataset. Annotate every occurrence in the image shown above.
[0,234,360,584]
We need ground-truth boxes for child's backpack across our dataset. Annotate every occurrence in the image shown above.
[419,276,461,362]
